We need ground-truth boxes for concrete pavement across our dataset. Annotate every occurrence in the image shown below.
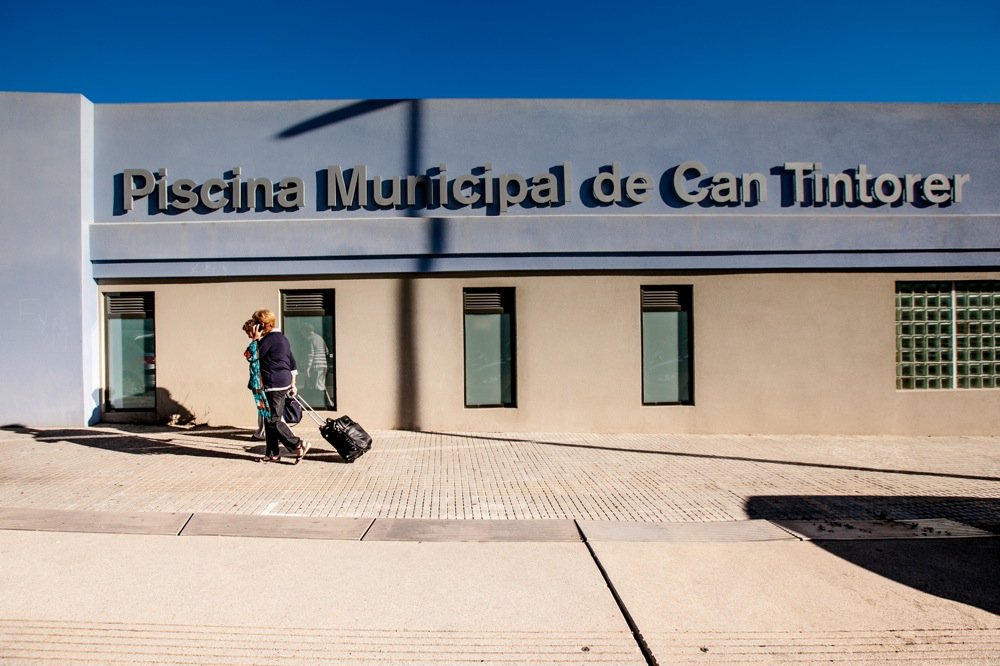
[0,425,998,664]
[0,530,642,665]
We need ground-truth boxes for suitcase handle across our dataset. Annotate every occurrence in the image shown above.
[291,393,327,427]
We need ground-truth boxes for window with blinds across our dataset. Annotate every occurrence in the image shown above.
[896,281,1000,390]
[105,292,156,411]
[463,288,516,407]
[641,286,693,405]
[281,290,336,409]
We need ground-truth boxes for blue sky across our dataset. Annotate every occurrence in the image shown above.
[3,1,998,104]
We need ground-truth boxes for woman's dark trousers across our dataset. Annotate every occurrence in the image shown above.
[263,389,302,458]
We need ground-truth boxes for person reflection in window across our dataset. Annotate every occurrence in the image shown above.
[302,323,334,409]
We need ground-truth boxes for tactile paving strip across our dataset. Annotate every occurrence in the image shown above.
[644,628,1000,665]
[0,619,644,665]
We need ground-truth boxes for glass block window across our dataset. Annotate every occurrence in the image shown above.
[955,283,1000,389]
[896,281,1000,390]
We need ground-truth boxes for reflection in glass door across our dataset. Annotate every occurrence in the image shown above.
[105,292,156,410]
[282,290,336,410]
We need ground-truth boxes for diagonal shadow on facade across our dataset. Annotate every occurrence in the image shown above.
[276,100,438,430]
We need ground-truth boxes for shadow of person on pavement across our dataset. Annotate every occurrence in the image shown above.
[0,423,260,462]
[4,386,274,461]
[746,495,1000,615]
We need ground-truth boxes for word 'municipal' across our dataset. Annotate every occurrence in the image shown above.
[326,163,572,213]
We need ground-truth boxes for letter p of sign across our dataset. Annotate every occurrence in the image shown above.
[123,169,155,211]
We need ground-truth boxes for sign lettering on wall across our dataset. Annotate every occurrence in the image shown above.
[119,162,971,215]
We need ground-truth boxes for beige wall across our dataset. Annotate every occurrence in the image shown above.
[99,271,1000,436]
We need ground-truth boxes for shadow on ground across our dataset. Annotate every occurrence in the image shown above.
[1,424,260,462]
[0,424,353,464]
[423,431,1000,483]
[747,495,1000,615]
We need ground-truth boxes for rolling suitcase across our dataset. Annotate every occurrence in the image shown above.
[293,394,372,463]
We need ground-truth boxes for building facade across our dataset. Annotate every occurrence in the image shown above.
[1,93,998,434]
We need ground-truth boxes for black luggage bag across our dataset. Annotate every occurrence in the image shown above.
[320,415,372,463]
[293,395,372,463]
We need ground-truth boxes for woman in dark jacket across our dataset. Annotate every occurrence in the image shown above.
[246,309,311,463]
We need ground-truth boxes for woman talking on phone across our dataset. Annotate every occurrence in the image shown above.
[244,310,311,464]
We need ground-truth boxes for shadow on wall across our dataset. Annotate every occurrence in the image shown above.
[157,388,197,426]
[746,495,1000,615]
[92,388,198,427]
[276,100,428,430]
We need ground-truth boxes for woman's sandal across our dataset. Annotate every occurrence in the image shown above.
[294,441,312,465]
[258,455,280,463]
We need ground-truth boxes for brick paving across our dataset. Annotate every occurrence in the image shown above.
[1,425,997,530]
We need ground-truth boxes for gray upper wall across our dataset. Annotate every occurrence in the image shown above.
[81,98,1000,275]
